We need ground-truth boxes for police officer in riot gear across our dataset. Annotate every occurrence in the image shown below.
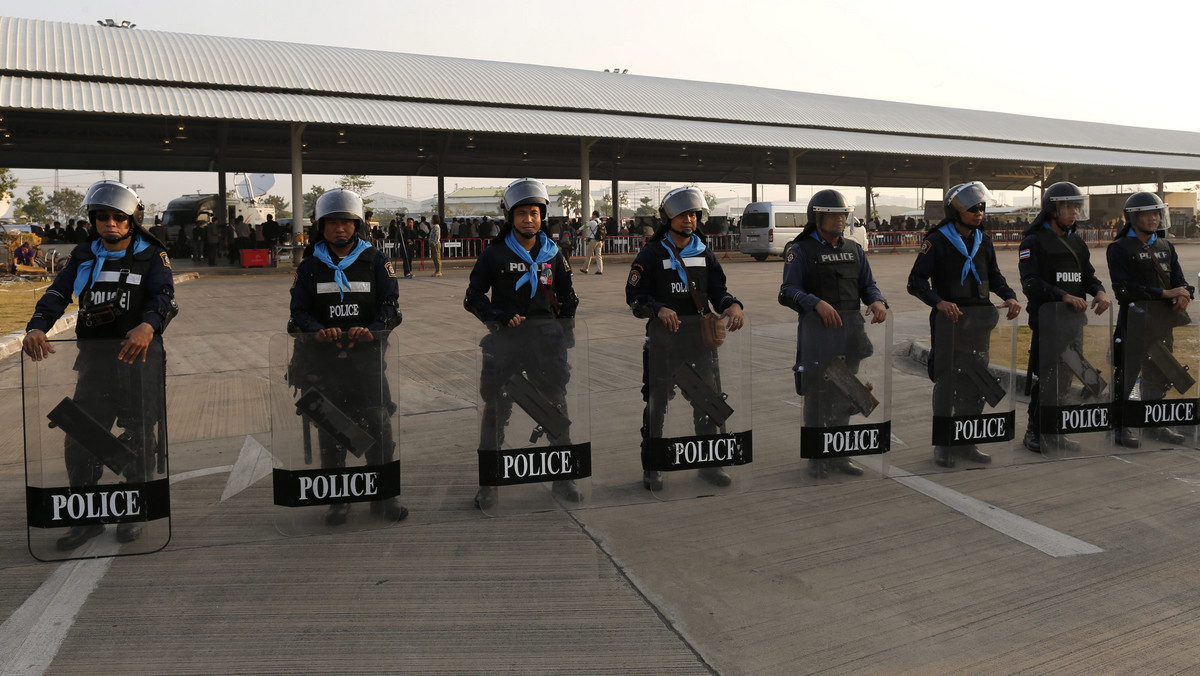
[1107,192,1194,448]
[779,189,887,478]
[289,188,408,525]
[908,181,1021,468]
[465,177,581,510]
[628,187,746,490]
[23,180,177,550]
[1018,182,1110,453]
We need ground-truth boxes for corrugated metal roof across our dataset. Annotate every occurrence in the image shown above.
[4,15,1200,160]
[5,74,1200,173]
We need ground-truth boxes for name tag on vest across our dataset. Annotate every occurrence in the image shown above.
[94,270,144,285]
[661,257,705,269]
[316,281,372,294]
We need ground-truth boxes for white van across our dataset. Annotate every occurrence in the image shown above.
[738,201,805,261]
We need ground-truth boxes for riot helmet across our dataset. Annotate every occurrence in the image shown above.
[944,181,993,222]
[500,178,549,223]
[84,180,145,229]
[807,189,853,226]
[1041,182,1089,226]
[1123,191,1169,234]
[312,189,367,248]
[659,186,706,223]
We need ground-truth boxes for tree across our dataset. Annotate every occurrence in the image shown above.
[337,175,374,200]
[301,185,326,220]
[635,196,656,218]
[703,190,717,218]
[262,194,291,218]
[0,168,16,206]
[20,186,49,223]
[556,187,581,218]
[47,187,85,222]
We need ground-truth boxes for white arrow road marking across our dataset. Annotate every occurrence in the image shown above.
[0,435,276,674]
[221,435,278,502]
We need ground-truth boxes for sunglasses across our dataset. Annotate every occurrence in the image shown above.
[94,212,130,223]
[966,204,986,214]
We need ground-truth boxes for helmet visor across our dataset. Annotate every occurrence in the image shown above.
[947,181,994,216]
[661,187,706,220]
[315,189,364,222]
[1127,201,1170,230]
[501,178,549,213]
[1048,193,1089,224]
[84,181,140,216]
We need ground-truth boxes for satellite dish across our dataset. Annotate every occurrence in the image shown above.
[234,173,276,203]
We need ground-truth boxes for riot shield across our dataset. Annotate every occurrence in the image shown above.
[798,310,890,483]
[1115,300,1197,451]
[1034,302,1114,459]
[643,314,751,500]
[475,318,591,516]
[269,330,405,536]
[23,339,170,561]
[929,305,1018,470]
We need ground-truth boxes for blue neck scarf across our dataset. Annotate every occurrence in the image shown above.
[73,236,148,300]
[939,223,982,285]
[661,234,707,286]
[313,239,370,300]
[505,231,558,298]
[1127,227,1157,246]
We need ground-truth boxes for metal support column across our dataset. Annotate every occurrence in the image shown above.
[290,122,305,239]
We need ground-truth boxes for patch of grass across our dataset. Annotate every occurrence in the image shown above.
[0,279,74,336]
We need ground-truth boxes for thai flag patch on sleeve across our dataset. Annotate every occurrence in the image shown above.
[1018,249,1031,259]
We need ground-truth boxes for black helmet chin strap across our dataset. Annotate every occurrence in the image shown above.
[102,230,134,244]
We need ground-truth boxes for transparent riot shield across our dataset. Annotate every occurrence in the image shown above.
[23,339,170,561]
[475,318,591,516]
[643,314,751,500]
[1035,302,1114,459]
[1115,300,1197,451]
[929,305,1018,470]
[798,310,890,483]
[269,330,405,536]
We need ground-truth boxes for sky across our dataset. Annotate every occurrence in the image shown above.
[4,0,1200,214]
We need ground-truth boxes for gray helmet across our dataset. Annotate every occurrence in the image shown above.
[944,181,993,220]
[314,188,365,224]
[659,187,706,221]
[500,178,549,221]
[84,180,145,228]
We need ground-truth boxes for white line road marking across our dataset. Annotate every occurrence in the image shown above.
[0,546,115,674]
[2,452,256,675]
[856,455,1103,558]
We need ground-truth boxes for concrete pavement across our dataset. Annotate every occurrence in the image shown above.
[2,243,1200,674]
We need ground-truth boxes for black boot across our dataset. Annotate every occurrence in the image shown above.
[370,498,409,521]
[1150,427,1187,445]
[552,480,584,502]
[642,471,663,491]
[960,445,992,464]
[116,522,143,543]
[1115,427,1141,449]
[807,459,829,479]
[323,503,351,526]
[56,524,105,551]
[831,458,864,476]
[1023,429,1043,454]
[698,467,732,486]
[474,486,497,510]
[934,446,955,468]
